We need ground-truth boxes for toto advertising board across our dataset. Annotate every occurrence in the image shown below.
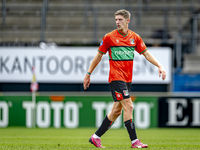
[0,95,158,129]
[0,47,171,84]
[1,95,200,128]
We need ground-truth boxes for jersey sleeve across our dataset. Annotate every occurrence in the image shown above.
[135,34,147,55]
[98,34,110,54]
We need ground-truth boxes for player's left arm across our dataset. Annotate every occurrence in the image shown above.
[142,50,166,80]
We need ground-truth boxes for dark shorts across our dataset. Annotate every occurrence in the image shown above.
[109,81,131,102]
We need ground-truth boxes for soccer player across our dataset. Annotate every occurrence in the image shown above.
[83,9,166,148]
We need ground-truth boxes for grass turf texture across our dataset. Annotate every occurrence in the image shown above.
[0,128,200,150]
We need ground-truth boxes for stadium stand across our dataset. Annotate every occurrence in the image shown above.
[1,0,199,45]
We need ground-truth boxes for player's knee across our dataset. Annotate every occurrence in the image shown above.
[115,109,122,116]
[130,104,133,111]
[125,103,133,113]
[112,108,122,117]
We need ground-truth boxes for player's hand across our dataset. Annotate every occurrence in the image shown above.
[158,65,166,81]
[83,74,91,90]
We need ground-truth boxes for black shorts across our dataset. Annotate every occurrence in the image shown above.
[109,81,131,102]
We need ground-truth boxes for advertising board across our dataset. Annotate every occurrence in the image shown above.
[159,97,200,127]
[0,95,158,129]
[0,47,171,84]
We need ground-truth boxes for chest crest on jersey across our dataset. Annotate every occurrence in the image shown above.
[130,39,135,45]
[116,39,119,43]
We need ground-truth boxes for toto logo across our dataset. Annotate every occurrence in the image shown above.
[22,101,81,128]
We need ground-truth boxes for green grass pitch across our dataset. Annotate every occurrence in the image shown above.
[0,127,200,149]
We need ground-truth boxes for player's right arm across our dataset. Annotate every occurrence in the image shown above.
[83,52,103,90]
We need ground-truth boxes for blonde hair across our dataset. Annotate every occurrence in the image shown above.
[114,9,131,19]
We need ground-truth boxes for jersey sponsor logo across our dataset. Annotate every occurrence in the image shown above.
[100,40,103,46]
[111,47,135,60]
[116,39,119,43]
[130,39,135,45]
[115,50,134,56]
[123,90,129,96]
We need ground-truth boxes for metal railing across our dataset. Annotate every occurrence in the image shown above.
[175,14,200,69]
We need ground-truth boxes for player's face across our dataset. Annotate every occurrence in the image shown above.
[115,15,129,30]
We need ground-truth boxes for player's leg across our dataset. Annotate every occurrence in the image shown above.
[89,82,123,148]
[119,82,148,148]
[120,98,148,148]
[95,101,122,137]
[120,98,137,140]
[89,101,122,148]
[107,101,122,121]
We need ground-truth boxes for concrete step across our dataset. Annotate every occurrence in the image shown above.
[0,29,175,45]
[6,0,42,7]
[3,16,40,26]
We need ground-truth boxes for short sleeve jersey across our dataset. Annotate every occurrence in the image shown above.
[98,29,147,83]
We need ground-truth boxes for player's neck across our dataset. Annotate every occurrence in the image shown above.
[119,28,128,35]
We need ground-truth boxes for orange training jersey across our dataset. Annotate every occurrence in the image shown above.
[98,29,147,83]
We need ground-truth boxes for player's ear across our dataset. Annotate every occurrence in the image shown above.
[126,18,130,24]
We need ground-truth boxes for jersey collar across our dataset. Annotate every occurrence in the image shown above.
[117,29,129,37]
